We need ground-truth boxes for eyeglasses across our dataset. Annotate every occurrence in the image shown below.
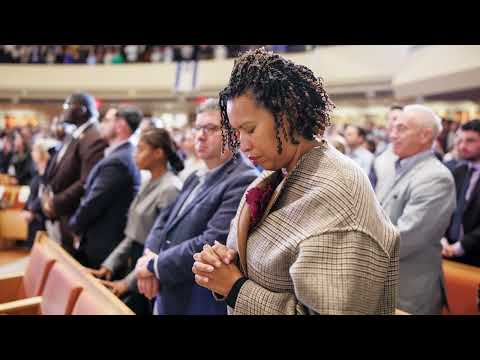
[193,124,221,135]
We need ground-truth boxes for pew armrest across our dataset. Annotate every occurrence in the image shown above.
[0,296,42,315]
[0,272,25,303]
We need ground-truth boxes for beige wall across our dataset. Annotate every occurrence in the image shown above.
[0,46,477,102]
[393,45,480,98]
[0,46,410,100]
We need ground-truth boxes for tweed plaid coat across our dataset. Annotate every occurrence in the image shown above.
[224,141,400,315]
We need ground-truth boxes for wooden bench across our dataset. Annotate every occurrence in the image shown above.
[0,185,29,245]
[0,232,134,315]
[0,174,17,186]
[443,259,480,315]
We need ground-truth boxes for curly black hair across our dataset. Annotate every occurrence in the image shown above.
[219,47,335,155]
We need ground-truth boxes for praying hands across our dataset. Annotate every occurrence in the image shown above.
[192,241,243,297]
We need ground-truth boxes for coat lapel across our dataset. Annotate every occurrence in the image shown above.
[380,155,432,206]
[165,159,235,233]
[236,170,287,277]
[463,167,480,213]
[165,176,199,229]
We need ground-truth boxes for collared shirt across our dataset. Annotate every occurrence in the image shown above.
[465,162,480,201]
[347,147,374,175]
[104,139,130,157]
[72,118,96,139]
[176,158,230,217]
[394,149,433,179]
[56,118,97,165]
[453,161,480,255]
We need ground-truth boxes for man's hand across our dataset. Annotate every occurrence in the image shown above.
[135,249,157,279]
[135,249,159,299]
[86,266,112,281]
[41,192,56,219]
[102,279,129,297]
[138,277,159,300]
[19,210,34,223]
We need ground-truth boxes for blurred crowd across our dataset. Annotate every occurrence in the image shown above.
[324,105,462,170]
[0,45,314,64]
[1,94,478,316]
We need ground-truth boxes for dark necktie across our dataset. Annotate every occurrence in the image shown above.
[448,166,474,243]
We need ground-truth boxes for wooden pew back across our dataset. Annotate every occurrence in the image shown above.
[443,259,480,315]
[35,232,134,315]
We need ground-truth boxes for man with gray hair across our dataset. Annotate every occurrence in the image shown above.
[375,104,456,314]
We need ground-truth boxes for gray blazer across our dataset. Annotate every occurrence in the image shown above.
[102,171,182,290]
[376,151,456,314]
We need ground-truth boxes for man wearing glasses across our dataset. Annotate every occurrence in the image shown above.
[134,98,259,315]
[42,92,108,255]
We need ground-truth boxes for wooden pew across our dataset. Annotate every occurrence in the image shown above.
[0,174,17,186]
[0,240,56,304]
[0,232,134,315]
[443,259,480,315]
[0,185,29,245]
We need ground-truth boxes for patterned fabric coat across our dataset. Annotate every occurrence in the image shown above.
[224,141,400,315]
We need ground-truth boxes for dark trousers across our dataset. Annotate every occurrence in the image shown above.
[118,241,154,315]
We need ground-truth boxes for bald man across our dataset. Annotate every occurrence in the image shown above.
[375,104,456,315]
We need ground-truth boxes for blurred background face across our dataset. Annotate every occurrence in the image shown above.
[226,93,295,171]
[457,130,480,162]
[100,108,118,141]
[344,125,362,148]
[134,139,163,170]
[387,109,403,137]
[14,133,25,153]
[390,113,428,159]
[194,110,226,162]
[139,118,154,133]
[3,137,13,153]
[180,130,196,157]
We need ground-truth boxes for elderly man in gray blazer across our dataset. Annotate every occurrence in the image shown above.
[376,104,456,315]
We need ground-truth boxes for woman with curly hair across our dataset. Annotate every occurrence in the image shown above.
[192,48,400,315]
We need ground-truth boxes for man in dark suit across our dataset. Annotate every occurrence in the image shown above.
[443,119,480,267]
[69,106,142,269]
[42,93,108,255]
[134,99,259,315]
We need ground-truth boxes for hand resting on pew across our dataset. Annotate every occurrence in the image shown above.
[85,266,112,281]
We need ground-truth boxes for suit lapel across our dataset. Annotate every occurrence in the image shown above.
[167,170,230,232]
[463,168,480,213]
[236,170,287,277]
[50,137,79,178]
[165,176,199,226]
[166,159,237,233]
[380,155,432,206]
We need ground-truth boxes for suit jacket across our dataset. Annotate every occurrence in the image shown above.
[45,123,108,217]
[376,151,456,314]
[69,142,141,268]
[11,152,35,185]
[0,151,12,173]
[446,163,480,266]
[373,144,396,195]
[102,171,182,291]
[24,172,46,244]
[145,155,259,315]
[225,143,399,315]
